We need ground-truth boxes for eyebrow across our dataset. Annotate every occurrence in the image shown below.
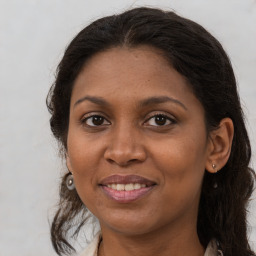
[74,95,187,111]
[74,96,110,108]
[139,96,187,110]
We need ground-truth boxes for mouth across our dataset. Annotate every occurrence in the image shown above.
[105,183,147,191]
[99,175,156,203]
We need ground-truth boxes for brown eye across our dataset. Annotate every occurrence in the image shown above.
[83,115,110,127]
[147,114,174,126]
[155,115,168,125]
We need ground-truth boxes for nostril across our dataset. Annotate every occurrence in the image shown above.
[107,159,115,164]
[129,159,139,163]
[106,157,141,166]
[104,143,147,166]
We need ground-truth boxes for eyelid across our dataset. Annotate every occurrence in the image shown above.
[80,112,111,126]
[81,111,109,120]
[79,111,176,127]
[144,112,177,125]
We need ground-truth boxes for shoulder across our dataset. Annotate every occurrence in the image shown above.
[79,232,101,256]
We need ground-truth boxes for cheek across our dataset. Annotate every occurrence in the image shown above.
[68,144,103,212]
[67,133,101,195]
[67,129,102,171]
[153,134,207,197]
[67,127,110,209]
[154,133,207,173]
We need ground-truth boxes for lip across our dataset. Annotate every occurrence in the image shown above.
[99,175,156,203]
[99,174,156,186]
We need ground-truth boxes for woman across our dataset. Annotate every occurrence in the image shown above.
[47,7,255,256]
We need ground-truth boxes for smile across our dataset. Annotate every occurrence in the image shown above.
[99,175,156,203]
[106,183,146,191]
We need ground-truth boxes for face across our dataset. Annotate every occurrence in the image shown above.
[67,46,212,236]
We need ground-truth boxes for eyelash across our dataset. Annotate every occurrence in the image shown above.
[81,114,110,127]
[81,113,176,127]
[144,113,176,127]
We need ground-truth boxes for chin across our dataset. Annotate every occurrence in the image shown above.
[104,223,155,236]
[98,211,163,236]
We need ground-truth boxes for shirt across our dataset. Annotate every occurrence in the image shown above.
[79,232,222,256]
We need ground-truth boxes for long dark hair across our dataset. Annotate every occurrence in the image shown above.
[47,7,255,256]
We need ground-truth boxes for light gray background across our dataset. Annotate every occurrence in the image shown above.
[0,0,255,255]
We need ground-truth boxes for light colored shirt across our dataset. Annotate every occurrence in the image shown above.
[79,232,222,256]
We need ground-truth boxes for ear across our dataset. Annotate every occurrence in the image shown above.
[205,118,234,173]
[66,153,73,173]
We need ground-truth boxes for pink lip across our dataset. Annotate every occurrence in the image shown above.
[101,186,154,203]
[99,175,156,203]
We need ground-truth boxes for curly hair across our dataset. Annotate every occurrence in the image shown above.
[47,7,255,256]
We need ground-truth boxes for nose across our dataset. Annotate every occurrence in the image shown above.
[104,125,147,166]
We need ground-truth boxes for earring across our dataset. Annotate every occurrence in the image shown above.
[212,163,218,189]
[66,173,75,190]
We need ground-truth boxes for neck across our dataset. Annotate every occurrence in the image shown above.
[99,223,205,256]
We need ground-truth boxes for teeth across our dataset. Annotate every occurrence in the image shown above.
[125,184,134,191]
[134,183,142,189]
[106,183,147,191]
[116,184,125,191]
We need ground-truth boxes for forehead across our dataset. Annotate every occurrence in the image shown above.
[71,46,197,108]
[82,45,170,76]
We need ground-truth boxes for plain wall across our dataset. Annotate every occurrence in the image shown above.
[0,0,255,255]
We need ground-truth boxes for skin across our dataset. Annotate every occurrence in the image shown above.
[66,46,234,256]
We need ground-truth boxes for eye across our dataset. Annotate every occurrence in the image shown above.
[146,114,175,126]
[82,115,110,127]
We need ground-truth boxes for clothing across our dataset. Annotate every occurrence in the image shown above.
[79,232,221,256]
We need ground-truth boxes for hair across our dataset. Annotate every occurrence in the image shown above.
[47,7,255,256]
